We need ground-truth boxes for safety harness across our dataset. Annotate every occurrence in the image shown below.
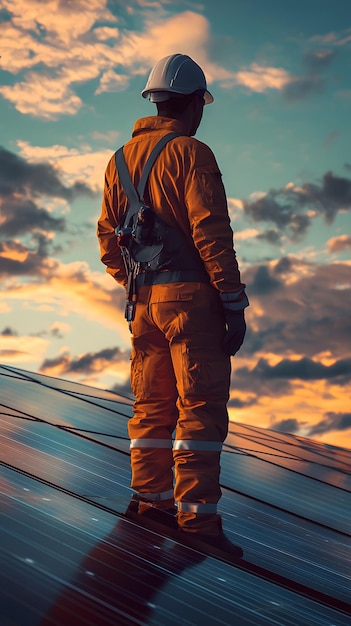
[114,132,208,322]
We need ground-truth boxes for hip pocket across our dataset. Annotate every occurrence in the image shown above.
[175,343,230,399]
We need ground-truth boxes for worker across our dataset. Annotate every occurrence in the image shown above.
[97,53,249,559]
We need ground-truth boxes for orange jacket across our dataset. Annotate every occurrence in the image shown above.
[97,116,246,296]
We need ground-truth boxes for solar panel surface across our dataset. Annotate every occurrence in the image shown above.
[1,364,350,625]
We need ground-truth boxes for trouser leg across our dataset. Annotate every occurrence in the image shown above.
[149,282,231,534]
[171,338,231,533]
[128,289,178,507]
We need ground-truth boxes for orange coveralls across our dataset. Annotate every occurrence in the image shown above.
[97,116,248,533]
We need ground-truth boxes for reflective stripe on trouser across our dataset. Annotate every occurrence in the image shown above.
[128,282,231,531]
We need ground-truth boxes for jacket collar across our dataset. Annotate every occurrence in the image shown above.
[132,116,188,137]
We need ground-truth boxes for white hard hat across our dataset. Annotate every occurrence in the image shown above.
[142,53,214,104]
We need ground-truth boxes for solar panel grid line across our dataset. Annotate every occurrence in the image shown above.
[228,423,351,470]
[1,413,131,475]
[0,381,133,425]
[223,441,351,487]
[225,433,351,468]
[220,463,350,534]
[219,509,351,603]
[0,405,131,447]
[219,491,350,537]
[0,364,134,406]
[0,387,131,438]
[226,428,351,473]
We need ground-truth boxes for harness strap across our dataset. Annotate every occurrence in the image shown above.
[137,132,182,200]
[115,132,182,226]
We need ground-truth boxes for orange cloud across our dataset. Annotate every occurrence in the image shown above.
[234,63,294,92]
[328,235,351,253]
[16,140,113,191]
[228,378,351,450]
[0,5,296,119]
[1,259,130,341]
[0,72,82,119]
[0,334,48,364]
[0,241,29,263]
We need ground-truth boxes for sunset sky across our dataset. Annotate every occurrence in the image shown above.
[1,0,350,449]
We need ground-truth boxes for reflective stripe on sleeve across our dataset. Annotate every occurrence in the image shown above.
[135,489,174,502]
[173,440,222,452]
[130,438,172,449]
[177,502,218,514]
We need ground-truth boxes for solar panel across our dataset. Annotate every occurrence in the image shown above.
[1,364,350,624]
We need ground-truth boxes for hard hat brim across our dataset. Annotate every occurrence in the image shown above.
[142,88,214,104]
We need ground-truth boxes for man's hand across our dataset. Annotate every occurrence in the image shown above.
[223,309,246,356]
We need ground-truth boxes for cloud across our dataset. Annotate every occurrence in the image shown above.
[0,6,220,118]
[0,332,48,363]
[50,322,72,339]
[1,0,116,50]
[38,344,132,388]
[283,49,336,102]
[242,257,351,360]
[16,140,113,191]
[0,146,100,278]
[1,326,18,336]
[247,356,351,384]
[0,72,83,119]
[0,238,55,276]
[40,345,130,377]
[242,172,351,240]
[0,198,66,239]
[235,228,261,241]
[328,235,351,253]
[1,258,129,338]
[0,146,95,200]
[307,412,351,436]
[227,396,257,409]
[95,71,129,95]
[0,0,119,118]
[233,64,294,93]
[248,265,282,294]
[256,229,283,245]
[90,130,121,145]
[270,418,303,434]
[322,131,340,149]
[309,28,351,47]
[110,379,133,397]
[302,49,336,72]
[0,4,300,118]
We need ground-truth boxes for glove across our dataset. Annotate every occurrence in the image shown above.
[222,309,246,356]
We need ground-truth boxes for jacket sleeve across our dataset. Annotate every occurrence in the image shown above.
[97,163,128,288]
[184,141,248,306]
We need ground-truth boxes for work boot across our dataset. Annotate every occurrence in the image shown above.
[179,518,243,561]
[125,495,178,531]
